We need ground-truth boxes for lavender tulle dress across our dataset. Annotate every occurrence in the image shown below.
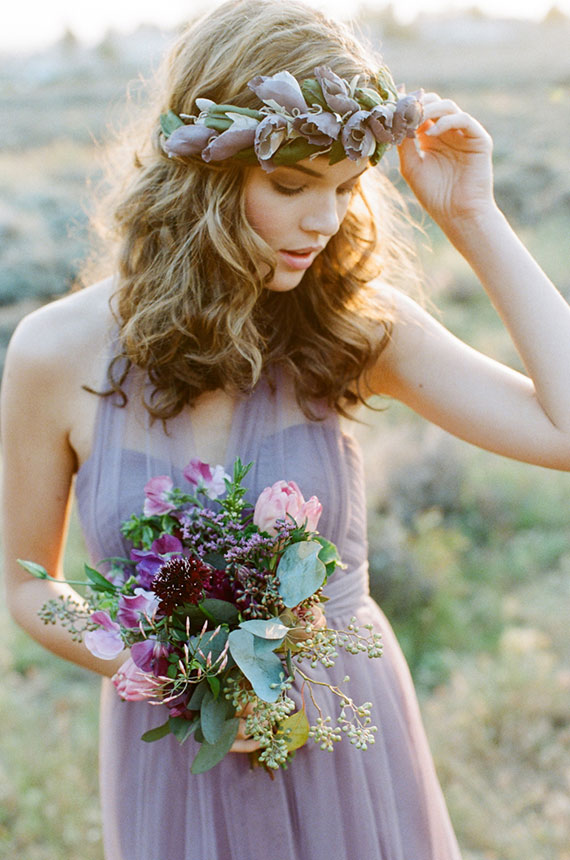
[75,361,462,860]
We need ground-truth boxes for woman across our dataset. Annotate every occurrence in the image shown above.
[2,1,570,859]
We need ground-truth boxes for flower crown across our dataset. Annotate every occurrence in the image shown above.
[160,65,423,172]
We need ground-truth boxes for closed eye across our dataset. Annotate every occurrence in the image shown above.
[271,182,306,197]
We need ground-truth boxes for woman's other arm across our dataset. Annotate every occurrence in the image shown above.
[1,290,126,677]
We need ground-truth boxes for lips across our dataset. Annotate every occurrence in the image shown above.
[278,246,323,271]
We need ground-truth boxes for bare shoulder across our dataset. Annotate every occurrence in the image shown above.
[5,277,117,390]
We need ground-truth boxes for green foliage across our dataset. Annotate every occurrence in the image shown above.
[276,541,327,607]
[227,629,284,702]
[190,718,240,774]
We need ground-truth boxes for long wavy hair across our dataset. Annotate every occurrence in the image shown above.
[87,0,421,420]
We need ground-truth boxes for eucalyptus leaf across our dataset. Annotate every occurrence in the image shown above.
[228,629,284,703]
[314,535,342,570]
[239,619,289,641]
[201,689,229,744]
[141,721,171,743]
[168,716,199,744]
[190,718,240,774]
[276,541,326,607]
[188,680,209,710]
[200,598,239,625]
[207,675,221,699]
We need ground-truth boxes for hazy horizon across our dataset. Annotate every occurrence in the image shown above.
[4,0,569,53]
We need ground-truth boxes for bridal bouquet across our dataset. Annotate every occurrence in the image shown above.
[20,458,382,773]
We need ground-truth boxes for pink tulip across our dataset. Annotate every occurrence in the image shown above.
[112,657,157,701]
[298,496,323,532]
[253,480,322,536]
[143,475,175,516]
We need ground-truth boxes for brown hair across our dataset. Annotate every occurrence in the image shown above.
[88,0,420,420]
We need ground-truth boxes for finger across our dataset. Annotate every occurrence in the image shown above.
[397,135,423,180]
[420,91,443,105]
[421,99,461,122]
[423,112,491,142]
[229,737,261,753]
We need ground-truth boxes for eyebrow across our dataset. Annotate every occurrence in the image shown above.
[284,163,368,182]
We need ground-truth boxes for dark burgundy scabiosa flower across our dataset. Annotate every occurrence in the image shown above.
[152,556,212,614]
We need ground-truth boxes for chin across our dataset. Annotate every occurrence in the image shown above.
[264,272,306,292]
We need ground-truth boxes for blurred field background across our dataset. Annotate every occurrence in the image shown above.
[1,6,569,859]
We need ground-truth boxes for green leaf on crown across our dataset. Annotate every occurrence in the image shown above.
[328,138,346,166]
[272,137,319,166]
[301,78,328,111]
[370,142,389,166]
[160,110,185,137]
[376,68,398,102]
[354,87,383,110]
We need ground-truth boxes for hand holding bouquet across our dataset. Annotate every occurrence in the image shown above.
[20,459,382,773]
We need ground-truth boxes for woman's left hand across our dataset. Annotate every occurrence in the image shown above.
[398,92,495,232]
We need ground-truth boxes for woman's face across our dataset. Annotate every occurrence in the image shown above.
[244,155,369,292]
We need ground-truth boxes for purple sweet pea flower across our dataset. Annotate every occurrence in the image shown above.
[131,637,170,676]
[143,475,175,517]
[183,458,230,500]
[117,589,160,629]
[314,66,359,116]
[151,534,183,555]
[367,102,397,144]
[292,110,341,146]
[248,70,308,114]
[254,114,289,162]
[162,122,218,157]
[130,548,166,588]
[341,110,376,161]
[84,611,124,660]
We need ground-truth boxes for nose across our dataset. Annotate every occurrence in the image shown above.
[300,194,341,238]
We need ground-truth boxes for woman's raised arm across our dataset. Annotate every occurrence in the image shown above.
[368,95,570,470]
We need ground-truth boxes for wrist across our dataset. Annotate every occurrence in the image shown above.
[443,204,508,256]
